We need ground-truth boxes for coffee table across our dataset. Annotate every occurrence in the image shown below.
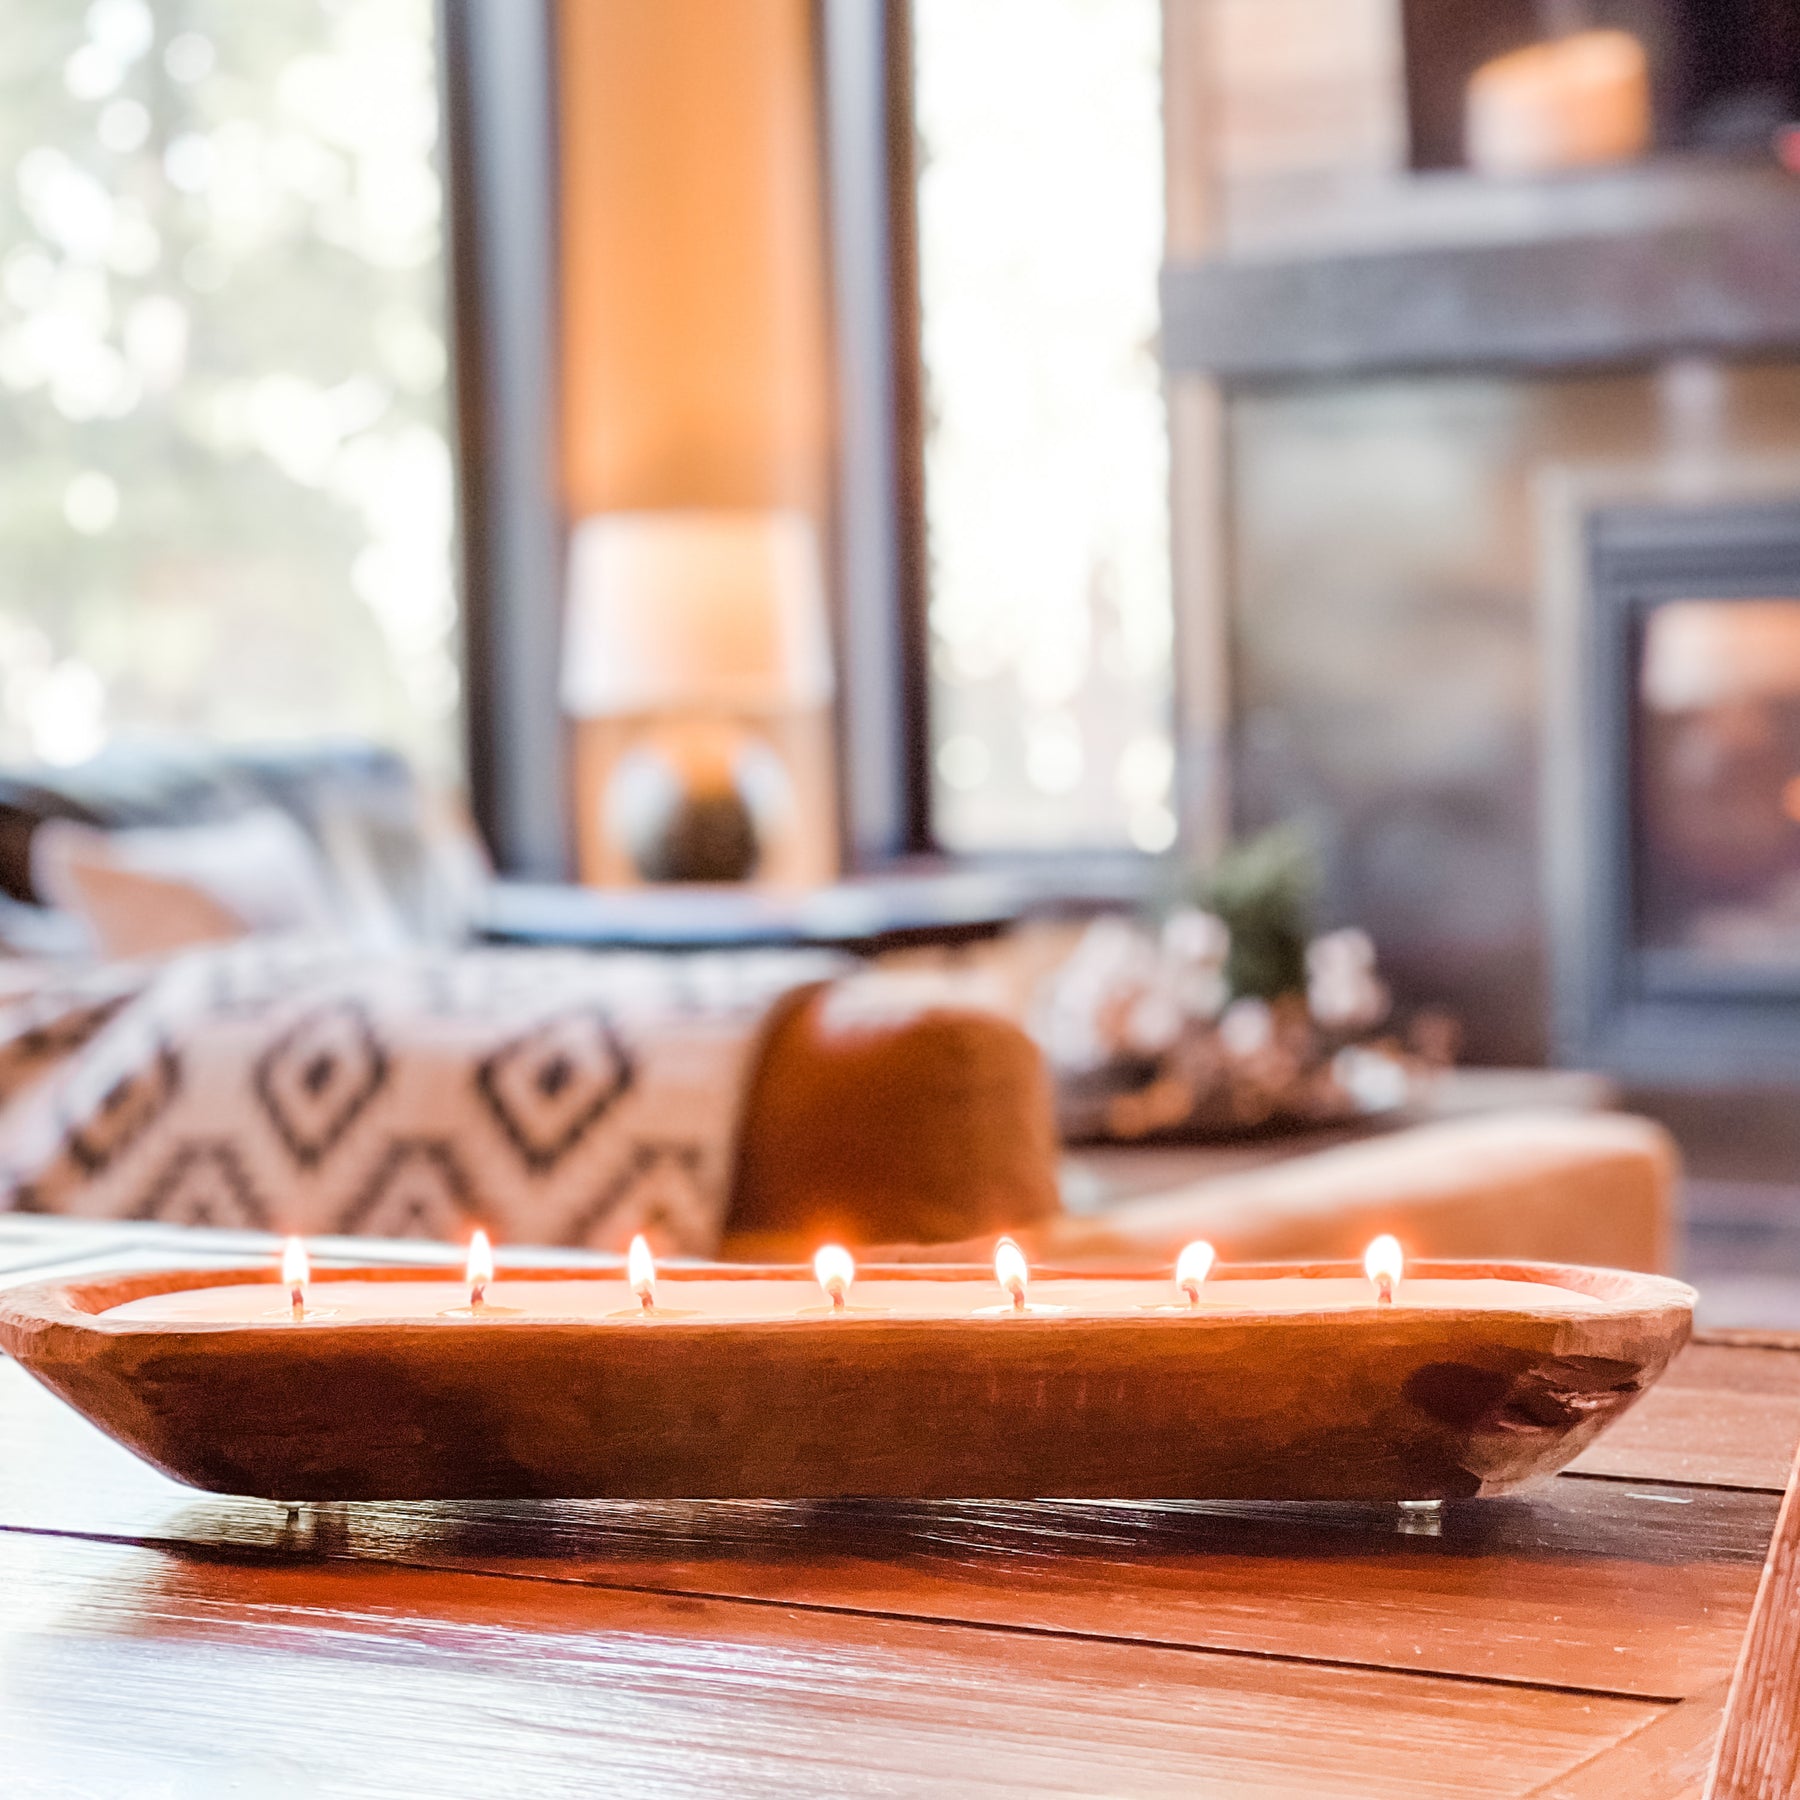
[0,1215,1786,1797]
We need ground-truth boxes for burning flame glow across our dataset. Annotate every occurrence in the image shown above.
[814,1244,855,1309]
[994,1236,1029,1310]
[1364,1234,1404,1303]
[281,1236,309,1292]
[628,1234,656,1310]
[1176,1240,1216,1303]
[281,1236,309,1321]
[466,1229,494,1306]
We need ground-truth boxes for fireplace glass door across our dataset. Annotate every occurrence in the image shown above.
[1637,597,1800,990]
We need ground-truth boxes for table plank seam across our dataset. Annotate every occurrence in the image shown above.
[0,1517,1699,1708]
[1515,1681,1730,1799]
[1520,1702,1687,1793]
[1563,1470,1792,1496]
[1694,1332,1800,1353]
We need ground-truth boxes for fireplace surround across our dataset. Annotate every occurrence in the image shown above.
[1164,120,1800,1069]
[1547,487,1800,1081]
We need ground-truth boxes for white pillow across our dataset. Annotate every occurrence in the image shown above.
[31,810,339,959]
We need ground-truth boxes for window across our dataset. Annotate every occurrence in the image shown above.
[0,0,457,776]
[911,0,1174,854]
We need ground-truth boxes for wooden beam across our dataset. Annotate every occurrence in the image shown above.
[1163,163,1800,383]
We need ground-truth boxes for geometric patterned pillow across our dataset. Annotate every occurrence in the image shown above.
[0,937,838,1255]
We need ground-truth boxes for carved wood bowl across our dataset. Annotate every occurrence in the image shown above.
[0,1260,1695,1503]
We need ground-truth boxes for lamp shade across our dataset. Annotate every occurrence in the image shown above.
[561,509,834,717]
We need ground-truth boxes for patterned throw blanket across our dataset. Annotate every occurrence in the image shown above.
[0,939,836,1254]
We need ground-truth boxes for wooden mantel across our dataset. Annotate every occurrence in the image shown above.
[1161,158,1800,383]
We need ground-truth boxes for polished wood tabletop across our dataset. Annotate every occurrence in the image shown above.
[0,1218,1790,1798]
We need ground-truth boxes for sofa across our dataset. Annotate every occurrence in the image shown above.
[725,978,1677,1271]
[0,744,1678,1272]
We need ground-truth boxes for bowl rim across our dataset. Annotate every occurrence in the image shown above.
[0,1257,1700,1341]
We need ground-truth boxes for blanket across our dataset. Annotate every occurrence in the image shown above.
[0,939,835,1254]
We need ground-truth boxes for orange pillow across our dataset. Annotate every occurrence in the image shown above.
[728,971,1063,1255]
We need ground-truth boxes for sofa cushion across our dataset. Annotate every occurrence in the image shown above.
[882,1110,1679,1276]
[0,741,484,944]
[31,812,341,957]
[727,970,1063,1254]
[0,939,835,1256]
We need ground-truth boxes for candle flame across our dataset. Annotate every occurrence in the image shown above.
[281,1236,308,1290]
[466,1229,494,1308]
[628,1233,656,1311]
[994,1236,1029,1311]
[1364,1234,1403,1305]
[1176,1240,1216,1305]
[281,1236,308,1320]
[813,1244,855,1310]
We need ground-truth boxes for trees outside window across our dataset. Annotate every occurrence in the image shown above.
[0,0,457,776]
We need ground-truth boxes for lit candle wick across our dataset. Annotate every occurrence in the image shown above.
[628,1234,656,1314]
[814,1244,854,1313]
[995,1236,1029,1312]
[281,1236,308,1323]
[1176,1240,1216,1310]
[466,1228,494,1312]
[1365,1234,1404,1306]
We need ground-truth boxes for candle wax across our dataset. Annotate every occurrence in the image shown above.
[103,1276,1609,1325]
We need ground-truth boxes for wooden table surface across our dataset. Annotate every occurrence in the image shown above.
[0,1219,1787,1798]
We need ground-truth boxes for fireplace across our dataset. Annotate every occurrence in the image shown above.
[1549,494,1800,1080]
[1159,0,1800,1064]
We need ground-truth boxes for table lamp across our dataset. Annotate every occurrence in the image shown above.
[561,509,835,884]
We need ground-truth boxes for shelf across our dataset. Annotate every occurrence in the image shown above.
[1162,158,1800,383]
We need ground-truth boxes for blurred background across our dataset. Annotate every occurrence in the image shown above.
[7,0,1800,1306]
[0,0,457,773]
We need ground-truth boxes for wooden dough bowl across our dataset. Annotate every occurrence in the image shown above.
[0,1261,1694,1503]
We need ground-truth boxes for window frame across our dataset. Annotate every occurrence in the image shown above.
[820,0,933,868]
[439,0,569,878]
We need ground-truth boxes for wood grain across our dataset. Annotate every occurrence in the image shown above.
[1161,164,1800,382]
[0,1362,1766,1701]
[0,1529,1661,1800]
[1526,1682,1728,1800]
[1667,1344,1800,1392]
[0,1229,1782,1795]
[0,1259,1695,1503]
[1706,1444,1800,1798]
[1570,1344,1800,1492]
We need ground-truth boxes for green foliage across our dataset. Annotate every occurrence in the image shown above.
[0,0,456,773]
[1189,824,1319,1001]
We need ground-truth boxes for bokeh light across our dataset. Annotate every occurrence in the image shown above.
[0,0,457,775]
[914,0,1174,850]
